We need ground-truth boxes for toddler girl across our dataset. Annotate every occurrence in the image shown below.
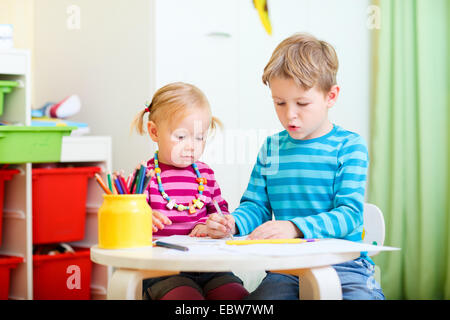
[131,82,248,300]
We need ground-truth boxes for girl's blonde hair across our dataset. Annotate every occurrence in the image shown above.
[131,82,222,135]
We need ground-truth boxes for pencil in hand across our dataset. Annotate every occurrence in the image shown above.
[212,200,233,240]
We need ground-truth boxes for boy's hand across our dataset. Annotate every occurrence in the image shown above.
[247,221,303,239]
[152,210,172,233]
[206,213,236,239]
[189,224,208,237]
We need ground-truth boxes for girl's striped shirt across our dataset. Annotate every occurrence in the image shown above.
[145,159,229,236]
[232,124,369,244]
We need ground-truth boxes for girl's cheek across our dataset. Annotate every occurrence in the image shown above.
[195,141,205,153]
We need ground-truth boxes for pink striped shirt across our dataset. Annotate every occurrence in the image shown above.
[145,158,229,236]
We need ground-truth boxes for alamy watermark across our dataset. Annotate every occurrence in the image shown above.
[67,4,81,30]
[167,120,281,174]
[66,265,81,290]
[367,5,381,30]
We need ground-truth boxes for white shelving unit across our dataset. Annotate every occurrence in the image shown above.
[0,49,112,300]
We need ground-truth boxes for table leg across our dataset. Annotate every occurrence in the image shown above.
[271,266,342,300]
[107,268,179,300]
[298,266,342,300]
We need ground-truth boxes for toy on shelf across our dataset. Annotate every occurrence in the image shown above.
[32,94,81,119]
[31,94,89,136]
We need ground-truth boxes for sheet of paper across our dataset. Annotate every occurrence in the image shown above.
[153,235,246,255]
[153,236,399,257]
[154,235,247,245]
[219,239,399,257]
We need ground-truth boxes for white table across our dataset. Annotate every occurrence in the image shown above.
[90,240,371,300]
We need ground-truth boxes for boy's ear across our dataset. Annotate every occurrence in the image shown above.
[326,85,340,109]
[147,121,159,142]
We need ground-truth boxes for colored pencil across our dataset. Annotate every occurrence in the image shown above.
[126,173,133,190]
[138,167,147,194]
[94,173,112,194]
[104,163,155,195]
[129,165,140,194]
[139,172,147,194]
[133,169,141,194]
[107,172,113,193]
[110,173,118,194]
[122,171,130,193]
[112,180,118,194]
[135,162,145,194]
[116,179,124,194]
[114,174,124,194]
[119,176,127,194]
[118,174,126,194]
[141,171,153,193]
[213,200,233,239]
[118,171,129,194]
[154,241,189,252]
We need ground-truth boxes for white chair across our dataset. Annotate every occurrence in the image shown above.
[362,203,386,284]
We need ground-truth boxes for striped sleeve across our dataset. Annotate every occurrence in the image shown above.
[290,134,369,239]
[232,138,273,236]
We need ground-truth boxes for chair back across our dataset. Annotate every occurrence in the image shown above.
[362,203,385,256]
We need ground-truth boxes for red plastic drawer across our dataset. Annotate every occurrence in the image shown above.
[0,169,20,246]
[32,166,100,244]
[0,255,23,300]
[33,248,92,300]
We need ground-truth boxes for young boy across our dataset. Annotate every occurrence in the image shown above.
[206,33,384,300]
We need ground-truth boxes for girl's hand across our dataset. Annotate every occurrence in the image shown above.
[152,210,172,233]
[247,221,303,240]
[189,224,208,237]
[206,213,236,239]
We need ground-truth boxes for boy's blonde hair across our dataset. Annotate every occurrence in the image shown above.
[131,82,222,135]
[262,33,339,95]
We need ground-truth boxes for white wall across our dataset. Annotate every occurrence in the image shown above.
[34,0,154,172]
[154,0,371,210]
[33,0,371,210]
[236,0,371,141]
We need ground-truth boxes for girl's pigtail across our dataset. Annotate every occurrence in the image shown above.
[209,116,223,137]
[130,109,147,136]
[130,101,152,136]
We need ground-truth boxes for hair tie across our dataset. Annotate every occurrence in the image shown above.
[144,101,152,113]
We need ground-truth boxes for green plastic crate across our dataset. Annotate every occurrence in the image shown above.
[0,126,75,163]
[0,81,19,116]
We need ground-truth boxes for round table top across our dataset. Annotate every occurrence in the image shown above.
[90,245,360,272]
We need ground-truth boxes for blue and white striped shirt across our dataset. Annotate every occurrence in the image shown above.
[233,124,369,244]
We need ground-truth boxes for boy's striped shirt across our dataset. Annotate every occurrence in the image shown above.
[232,125,369,244]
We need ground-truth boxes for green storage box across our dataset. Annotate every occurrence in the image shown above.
[0,81,19,116]
[0,126,75,163]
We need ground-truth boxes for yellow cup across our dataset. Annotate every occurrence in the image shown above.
[98,194,152,249]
